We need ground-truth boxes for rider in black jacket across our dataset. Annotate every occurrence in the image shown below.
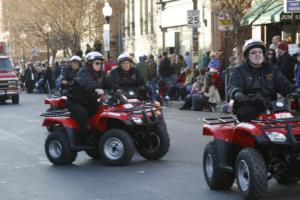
[228,39,297,121]
[108,53,146,98]
[61,56,82,89]
[67,52,107,141]
[61,55,82,94]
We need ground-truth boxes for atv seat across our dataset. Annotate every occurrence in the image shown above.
[45,96,67,109]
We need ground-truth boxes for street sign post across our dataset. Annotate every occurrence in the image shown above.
[217,12,234,31]
[284,0,300,13]
[187,10,200,28]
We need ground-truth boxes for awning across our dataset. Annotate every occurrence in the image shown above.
[241,0,283,26]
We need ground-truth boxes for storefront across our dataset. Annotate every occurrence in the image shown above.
[241,0,300,51]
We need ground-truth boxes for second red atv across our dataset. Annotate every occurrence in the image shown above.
[202,95,300,200]
[41,90,170,166]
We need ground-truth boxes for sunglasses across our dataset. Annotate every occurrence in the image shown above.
[94,62,102,65]
[267,53,274,55]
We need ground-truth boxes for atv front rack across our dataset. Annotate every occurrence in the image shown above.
[203,116,238,125]
[252,117,300,124]
[40,109,70,117]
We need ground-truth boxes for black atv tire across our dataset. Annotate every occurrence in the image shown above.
[275,173,300,185]
[203,141,234,190]
[85,149,100,159]
[46,126,55,132]
[11,95,19,104]
[136,122,170,160]
[235,148,268,200]
[45,131,77,165]
[99,129,134,166]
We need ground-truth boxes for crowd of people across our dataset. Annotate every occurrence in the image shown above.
[18,35,300,116]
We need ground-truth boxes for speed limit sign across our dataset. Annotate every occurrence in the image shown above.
[187,10,200,28]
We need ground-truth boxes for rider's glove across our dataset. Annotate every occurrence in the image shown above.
[234,91,247,103]
[95,88,105,96]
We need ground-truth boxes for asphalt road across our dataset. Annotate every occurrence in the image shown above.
[0,93,299,200]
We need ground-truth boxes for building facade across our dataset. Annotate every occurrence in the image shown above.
[123,0,223,63]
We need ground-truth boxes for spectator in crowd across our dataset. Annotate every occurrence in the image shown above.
[269,35,281,50]
[184,52,193,69]
[129,53,137,65]
[276,41,295,83]
[148,54,158,100]
[136,55,151,82]
[177,55,187,75]
[85,44,92,55]
[207,52,221,71]
[158,52,172,99]
[265,48,277,65]
[295,52,300,87]
[179,74,220,111]
[23,63,36,93]
[203,51,211,68]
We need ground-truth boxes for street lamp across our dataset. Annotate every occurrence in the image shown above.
[43,23,51,66]
[20,32,27,63]
[102,1,112,59]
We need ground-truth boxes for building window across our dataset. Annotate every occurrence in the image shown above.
[140,0,143,35]
[145,0,148,35]
[131,0,135,36]
[150,0,154,34]
[127,0,130,37]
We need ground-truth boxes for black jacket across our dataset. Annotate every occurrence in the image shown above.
[276,52,295,82]
[61,66,79,88]
[108,66,145,90]
[228,61,296,102]
[159,57,172,77]
[67,66,107,105]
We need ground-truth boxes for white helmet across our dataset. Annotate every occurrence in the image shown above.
[85,51,105,62]
[243,39,266,58]
[117,53,132,64]
[69,55,82,63]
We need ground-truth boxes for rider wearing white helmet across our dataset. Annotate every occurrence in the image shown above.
[67,51,108,142]
[61,55,82,92]
[108,53,145,93]
[228,39,297,121]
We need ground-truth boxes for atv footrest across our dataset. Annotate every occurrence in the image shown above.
[203,116,237,125]
[71,146,96,151]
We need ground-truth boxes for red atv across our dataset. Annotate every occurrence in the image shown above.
[41,90,170,166]
[202,95,300,199]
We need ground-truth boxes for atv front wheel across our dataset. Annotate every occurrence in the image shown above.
[45,131,77,165]
[136,122,170,160]
[99,129,134,166]
[203,141,234,190]
[236,148,268,200]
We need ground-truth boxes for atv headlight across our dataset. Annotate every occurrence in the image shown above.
[266,132,286,143]
[132,117,143,124]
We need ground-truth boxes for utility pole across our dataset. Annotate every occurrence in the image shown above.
[192,0,199,65]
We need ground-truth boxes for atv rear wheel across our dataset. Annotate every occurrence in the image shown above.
[45,131,77,165]
[99,129,134,166]
[236,148,268,200]
[203,141,234,190]
[136,122,170,160]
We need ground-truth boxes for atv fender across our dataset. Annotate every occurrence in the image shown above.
[233,122,260,148]
[93,112,131,132]
[203,124,235,171]
[42,117,79,129]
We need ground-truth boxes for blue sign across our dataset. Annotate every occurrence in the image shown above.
[285,0,300,13]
